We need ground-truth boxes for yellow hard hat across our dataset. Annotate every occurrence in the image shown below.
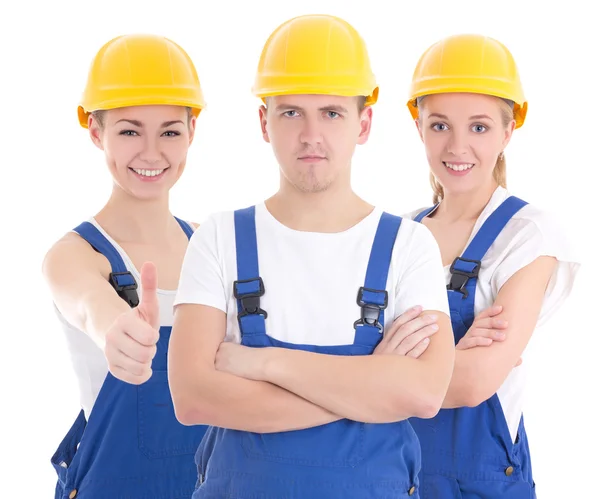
[253,14,378,105]
[407,34,527,128]
[78,34,206,128]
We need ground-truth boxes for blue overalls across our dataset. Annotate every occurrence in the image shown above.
[51,218,208,499]
[409,196,536,498]
[192,206,421,498]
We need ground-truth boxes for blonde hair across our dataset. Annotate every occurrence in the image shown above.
[91,107,193,129]
[418,97,513,204]
[265,96,368,112]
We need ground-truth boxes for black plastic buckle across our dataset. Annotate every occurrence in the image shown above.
[447,257,481,298]
[353,286,388,332]
[233,277,268,319]
[109,271,139,308]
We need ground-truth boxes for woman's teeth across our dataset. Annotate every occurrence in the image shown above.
[444,162,473,172]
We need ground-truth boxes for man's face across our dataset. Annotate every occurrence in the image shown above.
[259,94,372,193]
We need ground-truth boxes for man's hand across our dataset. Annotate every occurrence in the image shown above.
[374,305,439,357]
[215,342,268,380]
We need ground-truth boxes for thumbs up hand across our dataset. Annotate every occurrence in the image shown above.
[135,261,161,331]
[104,262,161,385]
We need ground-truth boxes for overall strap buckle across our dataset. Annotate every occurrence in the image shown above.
[354,286,388,332]
[109,271,139,308]
[233,277,268,319]
[447,257,481,299]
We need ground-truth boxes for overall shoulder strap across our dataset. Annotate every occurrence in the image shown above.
[73,222,139,308]
[355,212,402,335]
[414,205,437,223]
[448,196,529,299]
[233,206,267,338]
[174,217,195,239]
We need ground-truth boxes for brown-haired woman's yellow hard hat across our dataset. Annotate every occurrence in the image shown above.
[78,34,206,128]
[407,34,527,128]
[253,14,379,106]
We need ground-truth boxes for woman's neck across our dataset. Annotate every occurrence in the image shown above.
[434,181,499,223]
[94,185,174,244]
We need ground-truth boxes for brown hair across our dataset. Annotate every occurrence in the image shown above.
[418,97,513,204]
[357,96,367,111]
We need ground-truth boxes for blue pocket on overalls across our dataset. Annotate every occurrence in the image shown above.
[137,370,199,459]
[242,418,366,468]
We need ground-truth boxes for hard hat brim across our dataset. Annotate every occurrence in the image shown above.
[253,84,379,106]
[407,85,527,128]
[78,91,206,129]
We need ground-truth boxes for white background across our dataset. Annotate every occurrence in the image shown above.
[1,0,597,497]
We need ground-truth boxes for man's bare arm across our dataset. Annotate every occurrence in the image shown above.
[168,303,342,433]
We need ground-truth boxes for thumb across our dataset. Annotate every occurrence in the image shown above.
[137,262,159,325]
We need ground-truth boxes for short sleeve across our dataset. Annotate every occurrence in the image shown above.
[174,213,228,312]
[490,209,581,326]
[394,222,451,318]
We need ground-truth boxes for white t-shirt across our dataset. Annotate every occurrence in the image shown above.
[55,218,181,420]
[174,203,450,351]
[404,186,580,441]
